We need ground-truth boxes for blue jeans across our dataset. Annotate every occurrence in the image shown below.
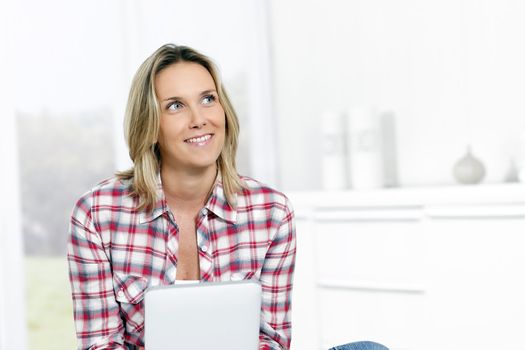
[329,341,389,350]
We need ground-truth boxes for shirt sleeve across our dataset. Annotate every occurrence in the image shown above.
[259,198,297,349]
[67,192,126,350]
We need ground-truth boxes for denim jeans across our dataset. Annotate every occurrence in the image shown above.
[329,340,389,350]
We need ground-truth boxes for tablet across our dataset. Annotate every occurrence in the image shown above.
[144,280,262,350]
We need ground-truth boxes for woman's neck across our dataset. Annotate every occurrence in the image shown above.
[160,164,217,211]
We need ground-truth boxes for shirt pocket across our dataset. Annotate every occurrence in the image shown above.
[113,273,148,334]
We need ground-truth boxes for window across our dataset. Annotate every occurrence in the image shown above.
[7,1,277,349]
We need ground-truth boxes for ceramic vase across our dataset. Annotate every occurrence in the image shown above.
[453,146,486,184]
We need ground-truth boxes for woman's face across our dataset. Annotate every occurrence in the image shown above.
[155,62,226,173]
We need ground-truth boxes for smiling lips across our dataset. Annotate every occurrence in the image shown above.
[184,134,213,146]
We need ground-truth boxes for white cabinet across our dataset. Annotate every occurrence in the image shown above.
[289,184,525,350]
[424,215,525,350]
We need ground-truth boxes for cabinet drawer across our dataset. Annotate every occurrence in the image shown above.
[318,289,425,350]
[316,221,424,289]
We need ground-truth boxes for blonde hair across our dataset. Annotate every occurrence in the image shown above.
[117,44,244,211]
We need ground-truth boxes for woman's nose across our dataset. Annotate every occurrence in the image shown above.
[189,107,207,128]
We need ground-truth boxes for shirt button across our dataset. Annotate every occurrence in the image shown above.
[201,245,208,253]
[231,273,242,281]
[201,208,208,216]
[117,291,124,298]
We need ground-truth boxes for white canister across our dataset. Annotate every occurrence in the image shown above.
[517,131,525,182]
[345,107,384,189]
[321,111,347,190]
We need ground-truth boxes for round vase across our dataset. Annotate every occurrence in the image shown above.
[453,146,486,184]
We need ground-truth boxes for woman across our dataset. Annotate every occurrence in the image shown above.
[67,44,296,350]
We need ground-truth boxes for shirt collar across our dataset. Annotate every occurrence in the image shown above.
[138,171,237,224]
[204,173,237,224]
[139,172,169,224]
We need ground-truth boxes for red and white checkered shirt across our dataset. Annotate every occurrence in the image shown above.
[67,175,296,350]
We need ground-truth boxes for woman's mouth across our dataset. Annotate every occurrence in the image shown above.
[184,134,213,146]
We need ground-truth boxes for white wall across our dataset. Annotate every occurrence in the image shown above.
[270,0,525,190]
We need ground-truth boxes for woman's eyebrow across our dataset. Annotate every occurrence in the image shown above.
[162,89,217,102]
[199,89,217,96]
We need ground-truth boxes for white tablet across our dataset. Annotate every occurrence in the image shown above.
[144,280,262,350]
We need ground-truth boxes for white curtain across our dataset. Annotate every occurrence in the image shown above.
[246,0,279,187]
[0,1,27,348]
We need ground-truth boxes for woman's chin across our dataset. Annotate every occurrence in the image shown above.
[182,161,219,173]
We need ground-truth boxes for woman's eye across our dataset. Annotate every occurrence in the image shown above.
[167,102,183,111]
[202,95,216,105]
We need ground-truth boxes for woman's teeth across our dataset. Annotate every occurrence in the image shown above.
[185,134,211,143]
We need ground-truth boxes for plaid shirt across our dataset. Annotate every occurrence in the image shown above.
[67,175,296,350]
